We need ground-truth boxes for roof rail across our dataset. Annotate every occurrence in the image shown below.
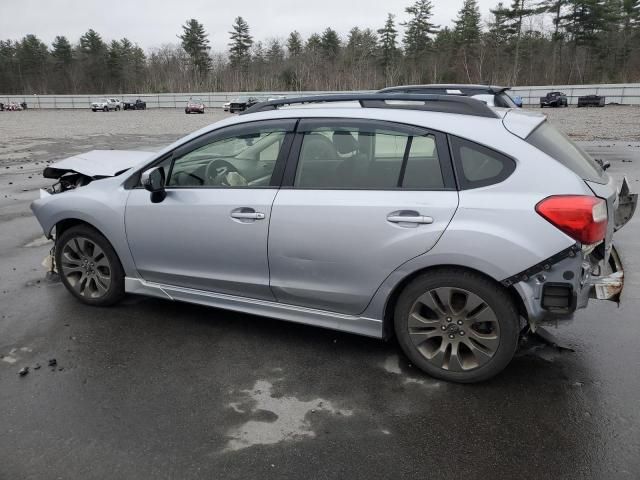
[240,93,500,119]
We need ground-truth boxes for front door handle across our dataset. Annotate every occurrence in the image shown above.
[387,211,434,225]
[230,208,265,221]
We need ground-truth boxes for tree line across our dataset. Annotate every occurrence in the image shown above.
[1,0,639,95]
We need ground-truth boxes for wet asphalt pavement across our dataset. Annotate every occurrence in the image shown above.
[1,111,639,479]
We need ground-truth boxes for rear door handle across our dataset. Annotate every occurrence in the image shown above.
[387,213,434,225]
[230,208,265,220]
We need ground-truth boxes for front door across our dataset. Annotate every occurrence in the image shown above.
[125,119,295,300]
[268,118,459,315]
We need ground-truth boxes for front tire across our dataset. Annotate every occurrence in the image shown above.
[55,225,125,306]
[394,268,519,383]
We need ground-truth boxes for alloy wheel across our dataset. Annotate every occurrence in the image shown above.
[59,236,112,298]
[407,287,500,372]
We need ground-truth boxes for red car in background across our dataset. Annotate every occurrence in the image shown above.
[185,98,205,114]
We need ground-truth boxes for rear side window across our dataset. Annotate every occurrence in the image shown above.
[526,121,605,184]
[294,126,444,190]
[450,136,516,189]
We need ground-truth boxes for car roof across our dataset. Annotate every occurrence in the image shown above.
[379,84,510,93]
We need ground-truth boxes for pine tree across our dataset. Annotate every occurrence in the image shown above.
[453,0,482,81]
[402,0,440,57]
[266,39,285,62]
[320,27,341,59]
[305,33,323,54]
[286,31,303,56]
[15,34,49,90]
[51,36,72,66]
[228,16,253,68]
[454,0,482,44]
[377,13,399,69]
[492,0,535,82]
[78,29,108,90]
[179,19,211,75]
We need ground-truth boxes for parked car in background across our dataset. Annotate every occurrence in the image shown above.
[31,93,636,383]
[123,99,147,110]
[109,98,122,110]
[578,95,606,107]
[540,92,568,108]
[378,84,518,108]
[91,98,118,112]
[228,96,262,113]
[4,101,24,111]
[185,98,205,114]
[223,101,231,112]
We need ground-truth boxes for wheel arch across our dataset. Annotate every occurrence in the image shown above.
[55,218,104,239]
[381,264,526,340]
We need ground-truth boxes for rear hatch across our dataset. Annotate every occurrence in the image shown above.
[524,120,637,262]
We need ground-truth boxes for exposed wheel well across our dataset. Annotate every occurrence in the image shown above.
[382,264,528,340]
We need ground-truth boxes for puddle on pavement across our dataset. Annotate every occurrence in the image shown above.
[223,379,353,452]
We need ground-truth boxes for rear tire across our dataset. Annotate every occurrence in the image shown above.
[55,225,125,307]
[394,268,519,383]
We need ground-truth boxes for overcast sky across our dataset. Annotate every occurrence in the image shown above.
[0,0,501,51]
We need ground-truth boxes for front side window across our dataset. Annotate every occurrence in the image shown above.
[294,125,443,190]
[167,126,287,188]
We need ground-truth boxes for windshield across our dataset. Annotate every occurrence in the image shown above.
[526,121,606,184]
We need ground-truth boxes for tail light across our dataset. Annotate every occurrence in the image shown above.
[536,195,607,245]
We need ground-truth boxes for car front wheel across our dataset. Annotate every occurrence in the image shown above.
[55,225,125,306]
[394,268,519,383]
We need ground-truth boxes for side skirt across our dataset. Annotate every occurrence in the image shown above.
[125,277,383,338]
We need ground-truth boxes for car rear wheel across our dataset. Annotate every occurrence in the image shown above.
[55,225,125,306]
[394,268,519,383]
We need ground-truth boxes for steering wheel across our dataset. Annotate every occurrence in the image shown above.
[204,159,247,186]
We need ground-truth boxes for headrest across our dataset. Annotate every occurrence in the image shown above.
[332,131,358,154]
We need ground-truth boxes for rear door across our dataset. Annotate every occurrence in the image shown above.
[268,118,459,315]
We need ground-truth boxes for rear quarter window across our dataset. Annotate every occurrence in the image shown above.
[526,121,605,184]
[449,136,516,189]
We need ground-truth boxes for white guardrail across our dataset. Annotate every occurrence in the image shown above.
[1,84,640,108]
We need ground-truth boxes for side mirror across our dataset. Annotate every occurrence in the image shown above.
[141,167,167,203]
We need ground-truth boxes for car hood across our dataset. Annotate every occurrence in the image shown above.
[43,150,155,179]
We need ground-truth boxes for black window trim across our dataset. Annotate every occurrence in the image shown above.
[125,118,297,190]
[447,134,517,190]
[281,117,457,191]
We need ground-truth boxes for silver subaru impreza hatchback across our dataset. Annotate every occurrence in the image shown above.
[31,94,637,383]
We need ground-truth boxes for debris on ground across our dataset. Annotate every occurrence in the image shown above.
[48,358,57,367]
[18,367,29,377]
[34,363,41,370]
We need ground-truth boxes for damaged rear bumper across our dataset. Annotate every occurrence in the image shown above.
[588,246,623,302]
[511,244,625,326]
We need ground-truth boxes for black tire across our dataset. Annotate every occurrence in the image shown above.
[92,109,96,112]
[185,109,189,114]
[55,224,125,307]
[103,107,108,112]
[394,268,519,383]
